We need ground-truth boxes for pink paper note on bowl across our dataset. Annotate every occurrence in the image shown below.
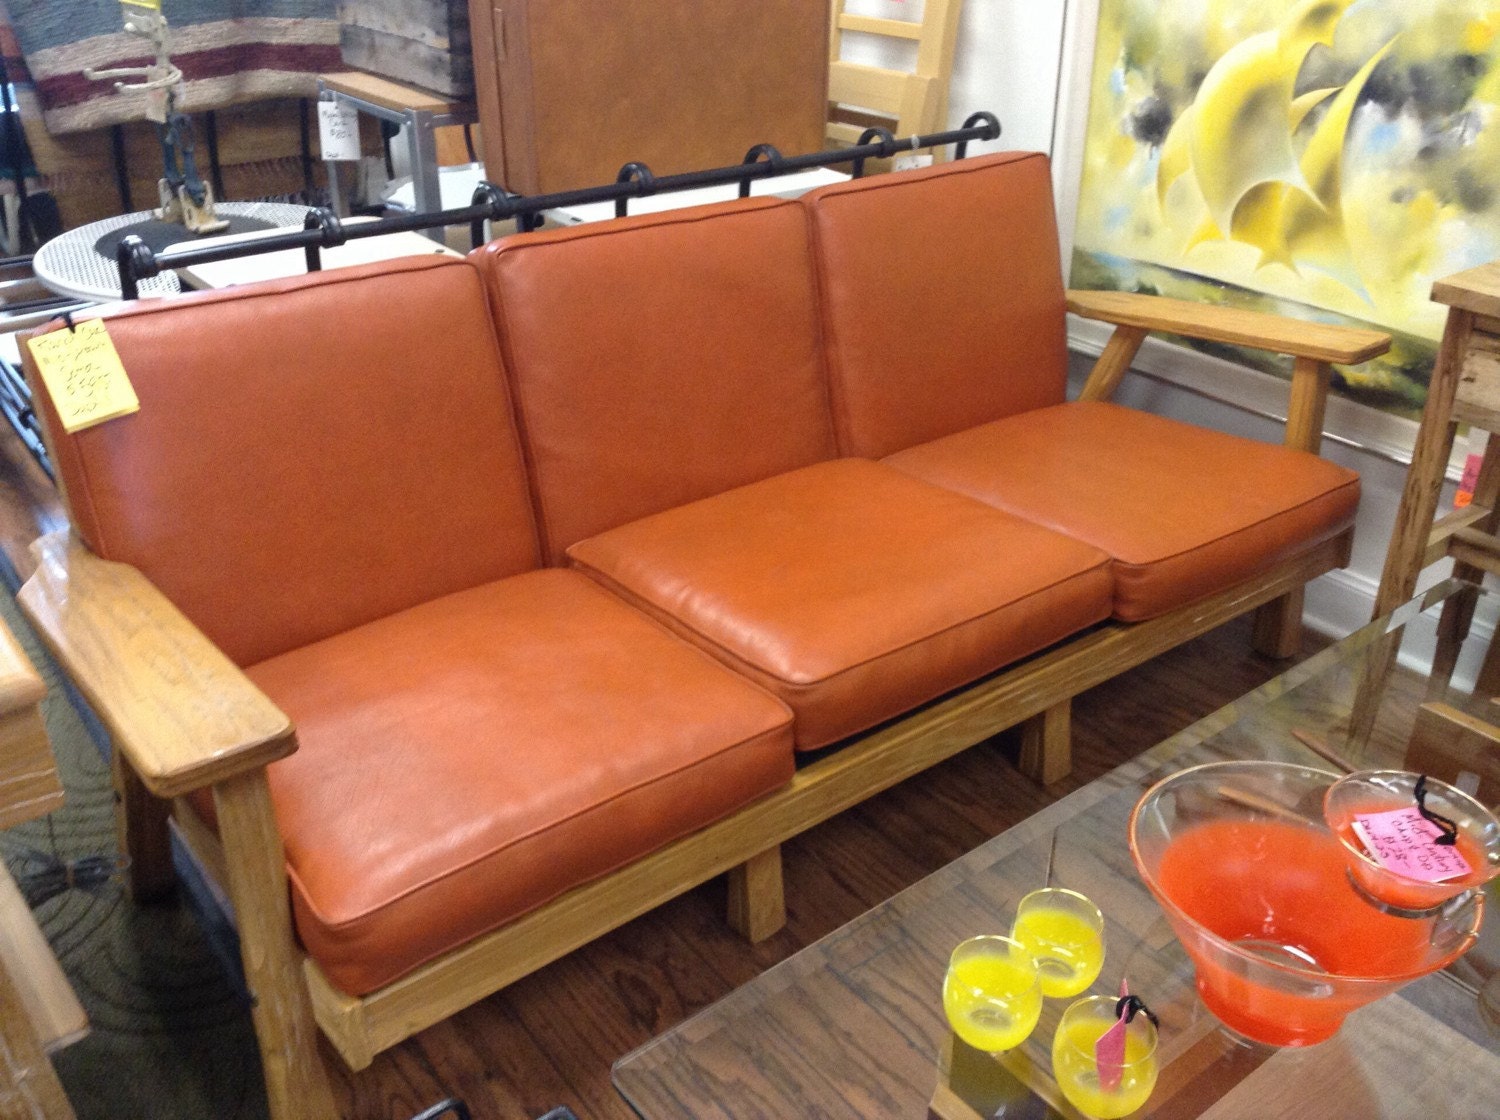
[1352,807,1472,883]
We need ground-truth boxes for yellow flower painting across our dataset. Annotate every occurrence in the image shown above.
[1073,0,1500,415]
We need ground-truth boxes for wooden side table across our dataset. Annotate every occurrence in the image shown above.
[0,615,84,1119]
[1374,261,1500,619]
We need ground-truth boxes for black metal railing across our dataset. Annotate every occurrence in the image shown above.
[113,111,1001,300]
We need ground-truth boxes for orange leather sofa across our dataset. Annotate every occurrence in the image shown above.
[17,151,1388,1119]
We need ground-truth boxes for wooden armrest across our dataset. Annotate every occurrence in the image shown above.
[1066,289,1391,365]
[1067,290,1392,453]
[15,531,295,799]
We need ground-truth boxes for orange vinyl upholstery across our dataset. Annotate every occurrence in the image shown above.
[245,570,792,995]
[885,401,1361,621]
[569,459,1113,749]
[803,151,1070,459]
[18,144,1372,1078]
[474,198,838,563]
[32,256,540,667]
[32,257,798,998]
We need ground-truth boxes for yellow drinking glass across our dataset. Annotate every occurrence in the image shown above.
[1011,887,1105,998]
[1051,995,1159,1119]
[942,935,1043,1052]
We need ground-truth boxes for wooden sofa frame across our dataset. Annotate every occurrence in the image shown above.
[16,289,1386,1119]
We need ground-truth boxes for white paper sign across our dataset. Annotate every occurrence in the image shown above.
[317,101,361,162]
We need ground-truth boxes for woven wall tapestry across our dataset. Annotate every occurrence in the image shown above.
[1072,0,1500,418]
[1,0,340,135]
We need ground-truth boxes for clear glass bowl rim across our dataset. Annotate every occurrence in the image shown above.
[1127,759,1484,988]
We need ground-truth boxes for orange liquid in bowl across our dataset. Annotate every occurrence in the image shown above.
[1155,819,1447,1046]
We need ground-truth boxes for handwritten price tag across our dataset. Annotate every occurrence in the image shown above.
[318,100,361,162]
[1352,807,1473,883]
[26,320,140,433]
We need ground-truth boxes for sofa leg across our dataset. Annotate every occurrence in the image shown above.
[1251,588,1304,659]
[1018,701,1071,785]
[214,770,340,1120]
[113,751,177,902]
[727,845,785,942]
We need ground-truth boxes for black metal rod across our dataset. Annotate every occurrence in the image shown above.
[738,144,783,199]
[119,115,1002,299]
[301,212,324,272]
[614,162,655,219]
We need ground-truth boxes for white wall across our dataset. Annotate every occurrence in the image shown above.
[837,1,1068,155]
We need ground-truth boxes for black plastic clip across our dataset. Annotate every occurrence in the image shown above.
[1116,993,1158,1028]
[739,144,783,198]
[851,128,896,179]
[1414,775,1460,846]
[60,310,76,332]
[615,162,656,218]
[956,111,1002,160]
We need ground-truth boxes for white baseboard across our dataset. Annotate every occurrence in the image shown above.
[1304,567,1378,641]
[1306,566,1498,686]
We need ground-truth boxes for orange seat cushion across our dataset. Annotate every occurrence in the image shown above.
[242,569,794,996]
[884,401,1360,621]
[568,459,1113,750]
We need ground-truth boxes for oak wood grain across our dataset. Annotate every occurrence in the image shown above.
[0,615,61,831]
[15,532,296,799]
[214,770,338,1120]
[319,70,467,114]
[1432,260,1500,319]
[0,865,86,1055]
[1067,290,1392,364]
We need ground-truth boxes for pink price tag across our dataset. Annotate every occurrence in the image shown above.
[1095,1014,1127,1092]
[1352,807,1473,883]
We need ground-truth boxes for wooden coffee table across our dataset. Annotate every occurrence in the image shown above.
[612,579,1500,1118]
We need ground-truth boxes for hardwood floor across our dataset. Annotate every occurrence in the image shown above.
[0,418,1325,1120]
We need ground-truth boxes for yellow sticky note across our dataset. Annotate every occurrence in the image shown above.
[120,0,163,10]
[26,319,140,434]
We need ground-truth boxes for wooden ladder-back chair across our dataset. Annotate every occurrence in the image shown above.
[827,0,963,160]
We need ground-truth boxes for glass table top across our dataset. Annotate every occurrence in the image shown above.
[612,579,1500,1119]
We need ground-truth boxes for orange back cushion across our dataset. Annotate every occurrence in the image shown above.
[28,256,540,667]
[804,151,1070,458]
[474,197,837,563]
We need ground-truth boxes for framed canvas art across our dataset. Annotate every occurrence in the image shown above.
[1067,0,1500,420]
